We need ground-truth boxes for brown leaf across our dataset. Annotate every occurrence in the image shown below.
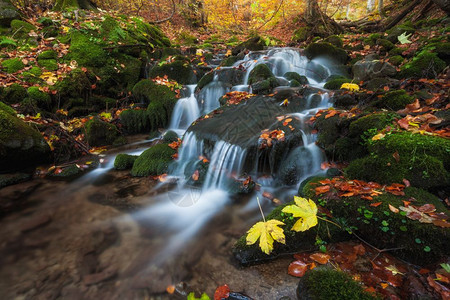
[192,170,199,181]
[288,261,309,277]
[315,185,331,195]
[389,204,399,213]
[392,151,400,162]
[309,253,331,264]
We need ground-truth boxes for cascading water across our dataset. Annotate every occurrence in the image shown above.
[169,85,200,132]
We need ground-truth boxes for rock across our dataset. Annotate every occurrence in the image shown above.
[386,25,415,43]
[283,72,308,85]
[131,143,176,177]
[232,36,265,56]
[352,58,397,82]
[82,267,117,285]
[248,64,274,84]
[215,67,245,86]
[324,35,343,48]
[84,117,120,147]
[0,0,19,27]
[375,89,414,110]
[149,58,196,85]
[113,154,138,170]
[324,76,351,90]
[304,42,348,65]
[364,77,400,91]
[292,27,310,42]
[399,52,446,79]
[0,172,31,188]
[0,110,51,172]
[19,213,52,233]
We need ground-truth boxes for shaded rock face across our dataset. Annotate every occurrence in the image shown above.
[0,0,19,27]
[352,58,397,82]
[0,110,50,173]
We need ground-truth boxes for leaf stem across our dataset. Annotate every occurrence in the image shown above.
[256,196,266,222]
[317,216,342,229]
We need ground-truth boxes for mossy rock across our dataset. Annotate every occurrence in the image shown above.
[1,57,24,73]
[162,130,178,143]
[100,16,127,42]
[20,66,43,83]
[427,42,450,64]
[284,72,308,84]
[0,83,26,104]
[114,153,138,170]
[346,132,450,190]
[399,52,446,79]
[376,89,414,110]
[386,25,415,43]
[0,101,15,115]
[131,143,176,176]
[0,0,20,27]
[232,36,265,56]
[196,71,214,90]
[388,55,404,66]
[324,35,343,48]
[348,112,397,138]
[10,19,35,34]
[119,109,150,134]
[49,164,83,180]
[324,77,351,90]
[292,27,310,42]
[251,77,279,94]
[68,31,108,68]
[304,42,348,65]
[0,172,31,189]
[248,64,274,85]
[149,60,195,85]
[0,110,51,172]
[37,59,58,71]
[84,117,120,147]
[37,50,58,60]
[363,33,382,46]
[376,38,394,51]
[220,55,239,67]
[26,86,51,110]
[55,68,93,104]
[389,47,404,56]
[297,268,376,300]
[126,17,170,48]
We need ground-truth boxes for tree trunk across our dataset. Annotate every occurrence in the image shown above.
[367,0,376,12]
[431,0,450,13]
[305,0,321,24]
[53,0,96,11]
[378,0,385,18]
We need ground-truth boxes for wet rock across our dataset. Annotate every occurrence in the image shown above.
[352,58,397,82]
[284,72,308,85]
[0,172,31,189]
[364,77,400,91]
[82,267,117,285]
[232,36,265,56]
[84,117,120,147]
[304,42,348,65]
[19,213,52,233]
[0,0,20,27]
[215,67,245,86]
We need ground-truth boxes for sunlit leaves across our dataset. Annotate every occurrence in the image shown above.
[246,219,286,255]
[282,196,318,232]
[340,82,360,92]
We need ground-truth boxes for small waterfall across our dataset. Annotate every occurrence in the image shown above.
[170,85,200,131]
[198,74,229,114]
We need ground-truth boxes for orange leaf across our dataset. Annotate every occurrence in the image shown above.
[325,110,338,119]
[288,261,309,277]
[315,185,331,195]
[392,151,400,162]
[192,170,199,181]
[370,202,382,207]
[309,253,330,264]
[389,204,399,213]
[166,285,175,294]
[214,284,230,300]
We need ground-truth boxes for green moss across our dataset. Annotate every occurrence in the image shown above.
[399,52,446,79]
[10,19,35,34]
[378,89,414,110]
[162,130,178,143]
[100,16,127,42]
[220,56,239,67]
[348,112,397,138]
[1,57,24,73]
[197,71,214,89]
[386,25,415,43]
[50,164,83,179]
[324,77,351,90]
[69,31,108,68]
[0,101,15,115]
[114,153,137,170]
[131,143,176,176]
[37,58,58,71]
[119,109,150,134]
[298,268,377,300]
[305,42,348,64]
[26,86,51,109]
[232,36,265,55]
[0,83,26,104]
[292,27,310,42]
[364,33,382,46]
[37,50,57,60]
[376,38,394,51]
[346,132,450,189]
[149,60,194,85]
[248,64,274,84]
[55,69,92,104]
[284,72,308,84]
[389,47,404,56]
[84,117,120,147]
[324,35,343,48]
[424,42,450,64]
[389,55,404,66]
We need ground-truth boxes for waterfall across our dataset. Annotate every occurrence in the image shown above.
[169,85,200,131]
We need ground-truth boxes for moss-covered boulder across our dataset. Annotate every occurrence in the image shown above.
[24,86,51,110]
[388,55,404,66]
[232,36,265,56]
[0,0,19,27]
[0,172,31,189]
[386,25,415,43]
[68,31,108,68]
[162,130,179,143]
[292,27,310,43]
[399,52,446,79]
[0,100,15,115]
[37,50,58,71]
[248,64,274,85]
[10,19,35,36]
[197,71,214,90]
[375,89,414,110]
[119,109,150,134]
[130,143,176,176]
[149,59,195,85]
[0,109,51,172]
[84,117,120,147]
[1,57,24,73]
[284,72,308,85]
[304,42,348,65]
[297,268,376,300]
[376,38,394,51]
[220,55,239,67]
[346,132,450,190]
[324,77,351,90]
[324,35,343,48]
[114,153,138,170]
[0,83,26,104]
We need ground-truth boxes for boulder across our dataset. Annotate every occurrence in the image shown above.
[232,36,265,56]
[304,42,348,65]
[0,109,50,173]
[0,0,19,27]
[352,58,397,82]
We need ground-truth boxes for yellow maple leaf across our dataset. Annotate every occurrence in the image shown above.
[282,196,318,232]
[340,83,360,92]
[246,219,285,255]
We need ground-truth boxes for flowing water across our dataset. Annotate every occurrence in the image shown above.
[0,48,342,299]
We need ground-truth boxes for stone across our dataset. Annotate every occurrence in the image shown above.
[352,58,397,82]
[0,0,19,27]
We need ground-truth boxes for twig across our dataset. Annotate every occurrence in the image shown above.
[256,196,266,222]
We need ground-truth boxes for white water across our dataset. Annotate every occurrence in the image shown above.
[169,85,199,131]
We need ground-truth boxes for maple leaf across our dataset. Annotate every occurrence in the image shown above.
[398,32,412,44]
[340,83,359,92]
[282,196,318,232]
[246,219,286,255]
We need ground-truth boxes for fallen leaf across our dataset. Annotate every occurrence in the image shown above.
[288,260,308,277]
[246,219,286,255]
[282,196,318,232]
[214,284,230,300]
[389,204,399,213]
[309,253,330,264]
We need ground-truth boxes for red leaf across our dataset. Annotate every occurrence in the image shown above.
[315,185,331,195]
[370,202,382,207]
[288,261,309,277]
[214,284,230,300]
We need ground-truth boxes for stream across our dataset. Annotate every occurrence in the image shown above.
[0,48,343,299]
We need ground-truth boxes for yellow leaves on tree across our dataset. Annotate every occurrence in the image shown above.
[246,219,285,255]
[282,196,318,232]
